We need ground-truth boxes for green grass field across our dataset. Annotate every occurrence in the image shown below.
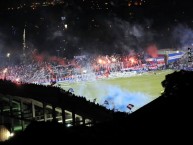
[59,70,173,104]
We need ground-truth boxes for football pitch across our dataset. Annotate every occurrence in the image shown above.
[59,70,173,106]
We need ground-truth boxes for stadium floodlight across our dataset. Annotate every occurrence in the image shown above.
[64,24,68,29]
[6,53,10,58]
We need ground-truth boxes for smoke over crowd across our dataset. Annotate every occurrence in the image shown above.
[0,4,193,113]
[172,24,193,48]
[1,19,193,62]
[1,7,193,61]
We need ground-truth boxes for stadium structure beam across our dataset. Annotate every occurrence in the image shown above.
[43,103,47,122]
[52,105,56,121]
[20,100,25,131]
[61,108,66,125]
[31,101,35,119]
[72,112,75,126]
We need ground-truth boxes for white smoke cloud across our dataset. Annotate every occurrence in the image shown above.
[100,85,152,112]
[130,25,144,37]
[105,17,156,52]
[73,81,152,113]
[47,30,63,40]
[172,24,193,48]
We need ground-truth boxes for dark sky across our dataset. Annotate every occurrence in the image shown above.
[0,0,193,59]
[0,0,193,8]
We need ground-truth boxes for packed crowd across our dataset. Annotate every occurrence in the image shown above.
[0,52,179,84]
[0,53,140,83]
[168,52,193,70]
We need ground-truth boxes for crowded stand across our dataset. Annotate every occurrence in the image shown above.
[0,49,189,84]
[168,52,193,70]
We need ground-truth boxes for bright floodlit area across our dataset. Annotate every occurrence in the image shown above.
[0,0,193,144]
[59,70,173,111]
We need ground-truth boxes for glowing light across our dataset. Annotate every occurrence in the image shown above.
[3,68,8,74]
[64,24,68,29]
[6,53,10,57]
[129,58,135,64]
[67,124,72,127]
[15,78,20,82]
[10,133,14,137]
[112,58,116,62]
[98,59,102,64]
[83,70,87,73]
[0,125,12,141]
[58,120,62,123]
[102,61,107,65]
[147,44,158,58]
[6,131,10,139]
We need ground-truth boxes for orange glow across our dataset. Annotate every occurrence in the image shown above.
[129,57,138,65]
[129,58,135,64]
[147,44,158,58]
[98,59,102,64]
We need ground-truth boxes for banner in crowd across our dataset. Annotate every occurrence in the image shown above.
[74,55,86,59]
[148,65,158,70]
[167,52,184,63]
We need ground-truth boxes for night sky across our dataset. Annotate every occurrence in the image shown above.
[1,0,193,58]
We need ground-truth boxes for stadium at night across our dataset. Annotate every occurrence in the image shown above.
[0,0,193,144]
[0,47,188,112]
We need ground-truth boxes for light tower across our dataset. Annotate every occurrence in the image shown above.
[23,26,26,57]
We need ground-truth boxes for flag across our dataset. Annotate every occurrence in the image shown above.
[68,88,74,93]
[104,100,109,105]
[50,80,56,86]
[127,104,134,110]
